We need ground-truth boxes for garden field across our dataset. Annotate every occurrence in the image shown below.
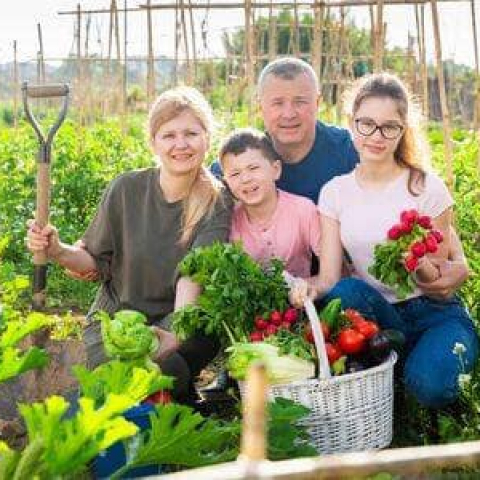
[1,109,480,477]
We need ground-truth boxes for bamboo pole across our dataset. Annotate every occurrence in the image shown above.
[37,23,46,84]
[430,0,454,191]
[13,40,19,129]
[293,0,300,56]
[146,0,155,102]
[312,2,324,82]
[373,0,384,72]
[471,0,480,172]
[157,440,480,479]
[187,0,197,80]
[179,0,192,84]
[415,3,429,118]
[268,16,277,62]
[245,0,255,122]
[239,363,268,462]
[336,7,347,123]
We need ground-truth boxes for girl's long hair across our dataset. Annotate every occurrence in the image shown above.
[344,73,430,195]
[148,86,222,245]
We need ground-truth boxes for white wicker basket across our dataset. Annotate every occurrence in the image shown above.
[239,351,397,455]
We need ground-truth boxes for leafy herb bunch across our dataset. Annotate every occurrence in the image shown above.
[172,242,289,344]
[368,209,443,300]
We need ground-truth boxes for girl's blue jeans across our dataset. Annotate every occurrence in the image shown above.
[323,278,479,408]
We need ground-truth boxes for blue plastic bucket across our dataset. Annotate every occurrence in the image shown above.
[93,403,163,479]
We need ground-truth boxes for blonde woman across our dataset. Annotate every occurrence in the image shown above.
[26,87,232,404]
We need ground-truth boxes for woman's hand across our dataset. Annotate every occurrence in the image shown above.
[151,326,180,362]
[26,220,63,259]
[288,277,316,308]
[65,240,99,281]
[416,258,469,300]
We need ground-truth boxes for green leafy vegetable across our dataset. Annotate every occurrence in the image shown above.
[73,360,174,408]
[226,342,315,384]
[112,403,241,477]
[18,394,139,477]
[98,309,159,370]
[268,397,317,460]
[172,242,289,344]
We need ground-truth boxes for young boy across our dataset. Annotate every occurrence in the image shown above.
[219,128,320,279]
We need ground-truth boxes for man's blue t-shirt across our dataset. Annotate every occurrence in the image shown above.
[276,121,359,204]
[211,121,359,203]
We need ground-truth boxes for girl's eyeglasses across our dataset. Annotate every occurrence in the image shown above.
[354,117,404,140]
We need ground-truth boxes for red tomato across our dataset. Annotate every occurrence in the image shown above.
[304,325,314,344]
[254,316,269,330]
[321,322,330,340]
[270,311,283,326]
[143,389,172,405]
[325,343,342,364]
[354,320,379,340]
[337,329,365,354]
[249,331,264,342]
[283,308,299,324]
[343,308,365,326]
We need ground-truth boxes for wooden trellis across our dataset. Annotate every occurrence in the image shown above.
[7,0,479,178]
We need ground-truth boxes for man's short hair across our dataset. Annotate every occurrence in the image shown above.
[219,128,280,168]
[257,57,319,98]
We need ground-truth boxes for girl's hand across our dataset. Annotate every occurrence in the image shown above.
[26,220,63,260]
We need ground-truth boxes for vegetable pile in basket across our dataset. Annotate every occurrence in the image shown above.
[227,298,405,383]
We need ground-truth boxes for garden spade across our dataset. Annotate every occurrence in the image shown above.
[22,82,70,310]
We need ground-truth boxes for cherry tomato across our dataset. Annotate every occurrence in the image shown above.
[321,322,330,340]
[337,328,366,354]
[270,311,283,326]
[143,389,172,405]
[354,320,379,340]
[325,343,342,364]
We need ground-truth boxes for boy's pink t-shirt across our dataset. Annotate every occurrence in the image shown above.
[318,169,453,303]
[230,189,321,278]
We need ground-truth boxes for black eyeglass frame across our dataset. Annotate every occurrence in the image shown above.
[354,117,404,140]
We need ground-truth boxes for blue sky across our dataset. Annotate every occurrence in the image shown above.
[0,0,478,68]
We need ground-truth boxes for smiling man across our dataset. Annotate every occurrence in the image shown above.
[257,58,359,204]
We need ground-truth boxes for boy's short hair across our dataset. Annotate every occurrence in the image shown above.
[219,128,280,168]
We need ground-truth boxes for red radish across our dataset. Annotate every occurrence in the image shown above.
[270,311,283,326]
[410,241,427,258]
[405,255,419,272]
[400,209,418,225]
[264,324,278,336]
[431,230,444,243]
[387,225,403,240]
[283,308,298,324]
[417,215,432,229]
[424,234,438,253]
[399,222,413,234]
[249,331,264,342]
[254,316,268,330]
[279,321,291,330]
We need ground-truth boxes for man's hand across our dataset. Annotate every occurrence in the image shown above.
[416,257,469,300]
[151,326,180,363]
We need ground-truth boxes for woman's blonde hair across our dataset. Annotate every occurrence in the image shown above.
[148,86,222,245]
[344,73,430,195]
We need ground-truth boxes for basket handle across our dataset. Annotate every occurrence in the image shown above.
[283,272,331,379]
